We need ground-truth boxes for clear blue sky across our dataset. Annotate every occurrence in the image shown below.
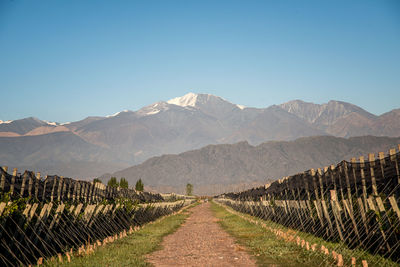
[1,0,399,123]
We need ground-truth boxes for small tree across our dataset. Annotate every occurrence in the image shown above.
[107,177,119,188]
[186,183,193,196]
[135,179,144,191]
[93,178,102,184]
[120,177,129,189]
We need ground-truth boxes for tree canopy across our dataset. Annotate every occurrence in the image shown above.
[186,183,193,196]
[120,177,129,189]
[135,179,144,191]
[107,177,119,188]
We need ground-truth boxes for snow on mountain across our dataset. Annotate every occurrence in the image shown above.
[44,121,58,126]
[166,92,248,121]
[167,92,199,107]
[106,110,130,118]
[136,102,167,117]
[1,92,400,183]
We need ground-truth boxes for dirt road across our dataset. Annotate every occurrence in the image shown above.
[146,202,257,267]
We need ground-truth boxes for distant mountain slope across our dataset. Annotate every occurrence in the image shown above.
[222,105,325,144]
[279,99,377,129]
[371,109,400,137]
[1,93,399,179]
[0,132,129,178]
[63,116,104,131]
[100,135,400,195]
[0,117,52,135]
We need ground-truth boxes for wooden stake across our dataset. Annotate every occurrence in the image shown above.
[389,148,400,185]
[358,197,369,233]
[10,168,17,195]
[389,196,400,220]
[20,171,27,196]
[50,176,57,202]
[368,154,378,196]
[343,161,353,210]
[318,168,324,201]
[57,176,63,202]
[378,152,386,190]
[350,158,359,197]
[72,180,77,202]
[360,156,368,207]
[35,172,40,199]
[42,175,48,201]
[0,166,7,191]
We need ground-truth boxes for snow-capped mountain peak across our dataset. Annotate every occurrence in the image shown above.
[106,110,130,118]
[0,120,13,124]
[167,92,199,107]
[44,121,59,126]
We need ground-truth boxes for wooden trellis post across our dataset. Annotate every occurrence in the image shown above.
[357,196,369,234]
[84,182,88,202]
[389,148,400,186]
[318,168,325,201]
[368,153,378,196]
[90,182,95,203]
[72,180,77,202]
[10,168,17,196]
[42,175,48,201]
[35,172,40,199]
[50,176,57,202]
[27,172,33,198]
[317,168,334,236]
[62,177,67,201]
[20,171,28,197]
[0,166,7,191]
[303,173,316,227]
[335,165,346,208]
[343,161,353,211]
[389,196,400,220]
[359,156,368,208]
[350,158,359,197]
[378,152,386,192]
[77,181,82,202]
[57,176,63,202]
[330,190,344,241]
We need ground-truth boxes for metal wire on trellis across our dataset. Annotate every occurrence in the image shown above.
[0,167,194,266]
[215,146,400,266]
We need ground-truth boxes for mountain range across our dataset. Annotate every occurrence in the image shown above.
[100,135,400,195]
[1,93,399,182]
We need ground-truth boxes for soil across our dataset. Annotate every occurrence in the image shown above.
[146,202,257,267]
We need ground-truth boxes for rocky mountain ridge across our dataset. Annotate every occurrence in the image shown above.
[100,135,400,195]
[1,93,399,179]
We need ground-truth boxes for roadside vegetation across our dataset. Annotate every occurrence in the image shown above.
[47,204,196,267]
[186,183,193,196]
[211,201,398,267]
